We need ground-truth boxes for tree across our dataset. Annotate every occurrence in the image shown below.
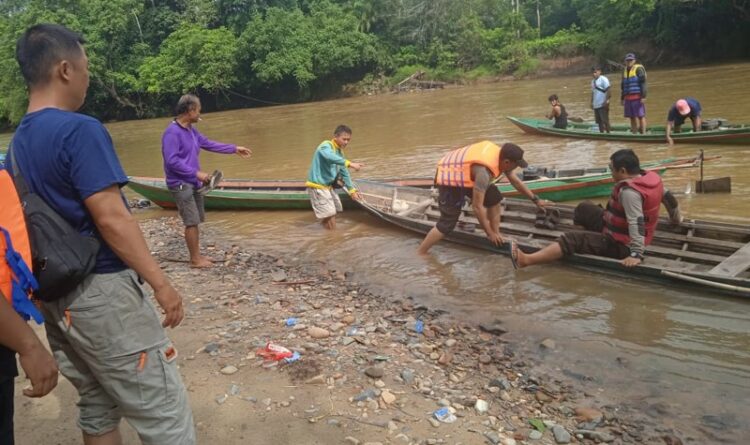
[139,25,240,94]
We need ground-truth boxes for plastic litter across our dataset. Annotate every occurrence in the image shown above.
[284,351,301,363]
[256,342,294,361]
[285,317,297,327]
[414,320,424,334]
[433,407,457,423]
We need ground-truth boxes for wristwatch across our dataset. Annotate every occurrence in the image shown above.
[629,252,644,260]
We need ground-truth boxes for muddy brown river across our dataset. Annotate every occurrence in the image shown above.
[5,62,750,441]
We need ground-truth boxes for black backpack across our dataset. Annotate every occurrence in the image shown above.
[8,147,100,301]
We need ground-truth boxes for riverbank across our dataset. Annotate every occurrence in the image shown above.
[14,216,697,445]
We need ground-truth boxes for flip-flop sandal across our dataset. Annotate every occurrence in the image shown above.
[534,208,548,228]
[197,170,224,195]
[544,208,561,230]
[508,240,520,270]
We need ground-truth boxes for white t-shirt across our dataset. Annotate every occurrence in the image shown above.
[591,76,610,109]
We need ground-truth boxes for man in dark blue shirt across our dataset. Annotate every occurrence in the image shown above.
[666,97,702,145]
[7,24,195,444]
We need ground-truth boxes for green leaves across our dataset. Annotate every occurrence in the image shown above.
[239,2,379,90]
[139,25,239,94]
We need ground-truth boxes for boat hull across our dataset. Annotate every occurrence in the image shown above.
[355,180,750,298]
[508,116,750,144]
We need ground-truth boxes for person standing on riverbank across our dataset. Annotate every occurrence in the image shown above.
[162,94,252,268]
[0,294,59,445]
[546,94,568,129]
[9,24,196,444]
[591,66,611,133]
[418,141,549,255]
[621,53,647,134]
[666,98,702,145]
[511,149,682,270]
[306,125,364,230]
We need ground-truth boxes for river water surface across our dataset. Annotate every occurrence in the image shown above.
[13,63,750,441]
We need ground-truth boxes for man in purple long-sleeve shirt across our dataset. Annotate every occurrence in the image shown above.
[162,94,251,268]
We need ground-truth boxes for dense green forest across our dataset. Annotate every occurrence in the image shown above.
[1,0,748,126]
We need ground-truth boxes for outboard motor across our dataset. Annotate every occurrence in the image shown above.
[522,166,548,181]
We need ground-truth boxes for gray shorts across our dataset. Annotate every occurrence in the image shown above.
[169,183,205,227]
[308,188,342,219]
[40,270,195,444]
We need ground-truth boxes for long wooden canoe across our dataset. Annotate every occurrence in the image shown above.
[402,155,706,201]
[355,179,750,298]
[508,116,750,144]
[126,155,705,209]
[126,178,351,210]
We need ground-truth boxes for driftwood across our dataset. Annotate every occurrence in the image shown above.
[393,70,445,92]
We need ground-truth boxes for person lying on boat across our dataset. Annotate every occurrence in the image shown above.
[418,141,550,255]
[666,98,702,145]
[306,125,364,230]
[511,148,682,269]
[546,94,568,129]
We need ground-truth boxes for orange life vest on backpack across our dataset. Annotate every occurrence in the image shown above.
[0,169,43,323]
[435,141,501,188]
[602,171,663,246]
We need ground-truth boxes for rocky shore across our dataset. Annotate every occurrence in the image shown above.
[17,216,691,444]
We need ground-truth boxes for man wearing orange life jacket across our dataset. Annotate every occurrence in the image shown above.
[418,141,549,254]
[512,149,682,269]
[0,169,58,445]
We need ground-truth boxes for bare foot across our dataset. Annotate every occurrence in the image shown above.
[190,257,213,268]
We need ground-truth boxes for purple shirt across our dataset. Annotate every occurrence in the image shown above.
[161,120,236,188]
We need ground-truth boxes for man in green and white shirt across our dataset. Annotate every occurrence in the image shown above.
[306,125,364,229]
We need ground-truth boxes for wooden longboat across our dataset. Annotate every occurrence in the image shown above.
[126,155,705,209]
[126,178,349,210]
[354,179,750,298]
[508,116,750,145]
[399,155,706,201]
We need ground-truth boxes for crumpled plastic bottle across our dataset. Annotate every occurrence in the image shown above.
[256,342,294,361]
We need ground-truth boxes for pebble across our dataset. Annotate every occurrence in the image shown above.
[574,429,615,443]
[215,394,228,405]
[489,378,511,390]
[501,438,517,445]
[381,390,396,404]
[308,326,330,339]
[529,430,543,440]
[540,338,556,350]
[551,425,571,444]
[354,389,377,401]
[575,407,603,422]
[220,365,238,375]
[400,369,415,384]
[445,338,457,347]
[365,366,385,379]
[344,437,360,445]
[203,342,220,353]
[484,431,501,444]
[535,391,552,403]
[428,417,441,427]
[475,399,489,414]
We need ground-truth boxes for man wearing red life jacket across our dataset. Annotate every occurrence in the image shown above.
[418,141,549,254]
[513,149,682,269]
